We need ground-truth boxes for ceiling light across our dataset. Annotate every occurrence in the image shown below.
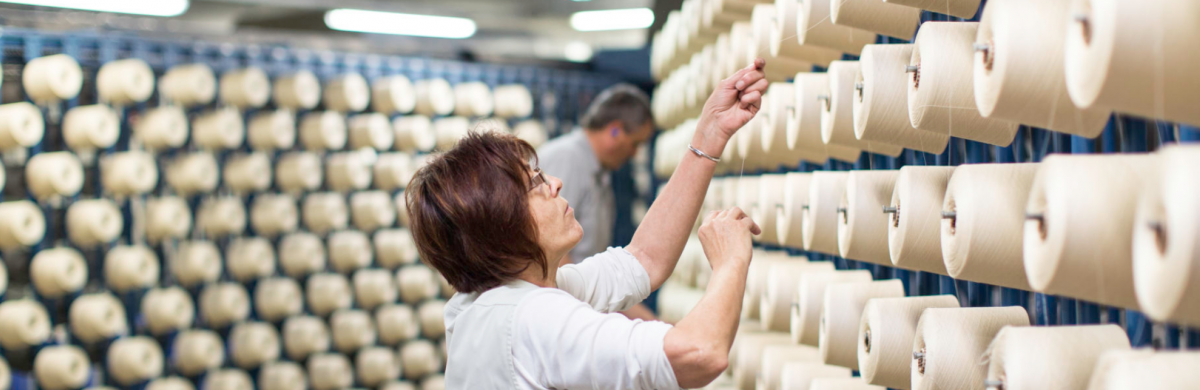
[564,42,594,62]
[570,8,654,32]
[324,9,477,39]
[0,0,189,17]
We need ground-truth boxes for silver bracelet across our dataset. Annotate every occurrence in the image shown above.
[688,144,720,162]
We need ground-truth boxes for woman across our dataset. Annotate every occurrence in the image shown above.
[407,59,769,389]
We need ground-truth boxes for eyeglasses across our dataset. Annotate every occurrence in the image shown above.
[528,168,547,192]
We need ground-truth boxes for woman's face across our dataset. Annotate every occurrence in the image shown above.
[527,167,583,262]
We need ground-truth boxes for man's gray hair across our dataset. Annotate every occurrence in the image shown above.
[580,83,654,133]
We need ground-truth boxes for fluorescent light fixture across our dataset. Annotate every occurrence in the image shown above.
[0,0,189,17]
[564,41,594,62]
[570,8,654,32]
[325,8,477,39]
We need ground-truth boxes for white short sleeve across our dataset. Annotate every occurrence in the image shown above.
[556,247,652,313]
[512,289,679,390]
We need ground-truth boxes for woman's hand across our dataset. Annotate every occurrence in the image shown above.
[692,58,769,155]
[697,207,761,274]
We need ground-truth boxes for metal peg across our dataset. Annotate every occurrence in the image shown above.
[912,351,925,359]
[1026,212,1045,222]
[863,329,872,353]
[941,211,957,219]
[837,207,848,223]
[816,94,830,102]
[883,206,898,214]
[973,43,991,52]
[1073,13,1088,23]
[984,379,1004,390]
[1148,220,1164,234]
[905,65,919,73]
[801,204,810,211]
[854,82,864,93]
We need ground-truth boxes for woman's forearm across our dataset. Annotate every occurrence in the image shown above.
[663,265,747,388]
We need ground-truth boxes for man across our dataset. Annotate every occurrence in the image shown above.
[538,83,657,320]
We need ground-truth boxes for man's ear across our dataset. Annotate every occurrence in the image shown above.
[605,120,625,138]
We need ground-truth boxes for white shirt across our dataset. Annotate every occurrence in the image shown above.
[443,247,680,389]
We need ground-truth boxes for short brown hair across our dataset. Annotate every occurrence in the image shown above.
[405,131,548,293]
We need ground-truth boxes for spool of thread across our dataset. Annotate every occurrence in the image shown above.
[856,295,960,389]
[66,199,123,247]
[248,110,296,151]
[728,324,766,375]
[375,229,419,269]
[376,304,420,345]
[146,196,191,243]
[204,369,253,390]
[736,176,761,220]
[779,363,853,390]
[423,376,445,390]
[136,106,189,150]
[854,44,950,154]
[274,70,321,110]
[254,277,302,322]
[777,173,812,248]
[172,330,225,376]
[147,377,194,390]
[757,344,821,390]
[734,116,770,171]
[276,152,323,193]
[331,309,377,353]
[453,82,494,117]
[985,325,1131,390]
[107,336,164,385]
[280,233,327,278]
[493,84,533,119]
[393,115,437,152]
[251,194,299,238]
[303,192,349,234]
[941,163,1038,290]
[908,22,1019,146]
[166,152,219,195]
[413,78,455,116]
[97,58,155,105]
[63,104,120,151]
[793,0,875,55]
[102,151,158,196]
[308,353,354,390]
[229,322,281,368]
[199,282,250,328]
[349,113,395,150]
[761,261,836,331]
[1133,145,1200,325]
[1064,0,1200,126]
[197,196,247,238]
[433,116,471,151]
[226,237,276,282]
[26,152,84,199]
[771,0,854,65]
[283,316,331,360]
[829,0,920,39]
[358,348,402,388]
[1023,154,1153,309]
[301,111,348,151]
[789,74,859,163]
[823,61,903,156]
[838,170,900,264]
[513,120,548,148]
[220,67,271,108]
[0,200,45,249]
[754,174,788,244]
[327,152,373,192]
[374,153,413,191]
[259,361,307,390]
[307,273,353,316]
[0,102,45,149]
[353,269,398,310]
[743,252,794,319]
[0,300,51,349]
[30,247,87,298]
[22,54,83,103]
[973,0,1110,137]
[1087,350,1200,389]
[731,332,792,390]
[141,287,194,335]
[418,300,447,339]
[104,245,159,292]
[174,240,222,287]
[193,108,246,150]
[761,84,808,168]
[656,284,704,323]
[69,293,128,342]
[33,345,90,390]
[160,64,217,106]
[888,166,955,274]
[373,75,416,114]
[802,171,849,254]
[810,378,886,390]
[328,230,373,273]
[911,306,1030,390]
[400,339,442,380]
[351,190,397,232]
[398,265,440,304]
[325,74,371,112]
[223,153,272,194]
[747,6,818,80]
[817,279,904,370]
